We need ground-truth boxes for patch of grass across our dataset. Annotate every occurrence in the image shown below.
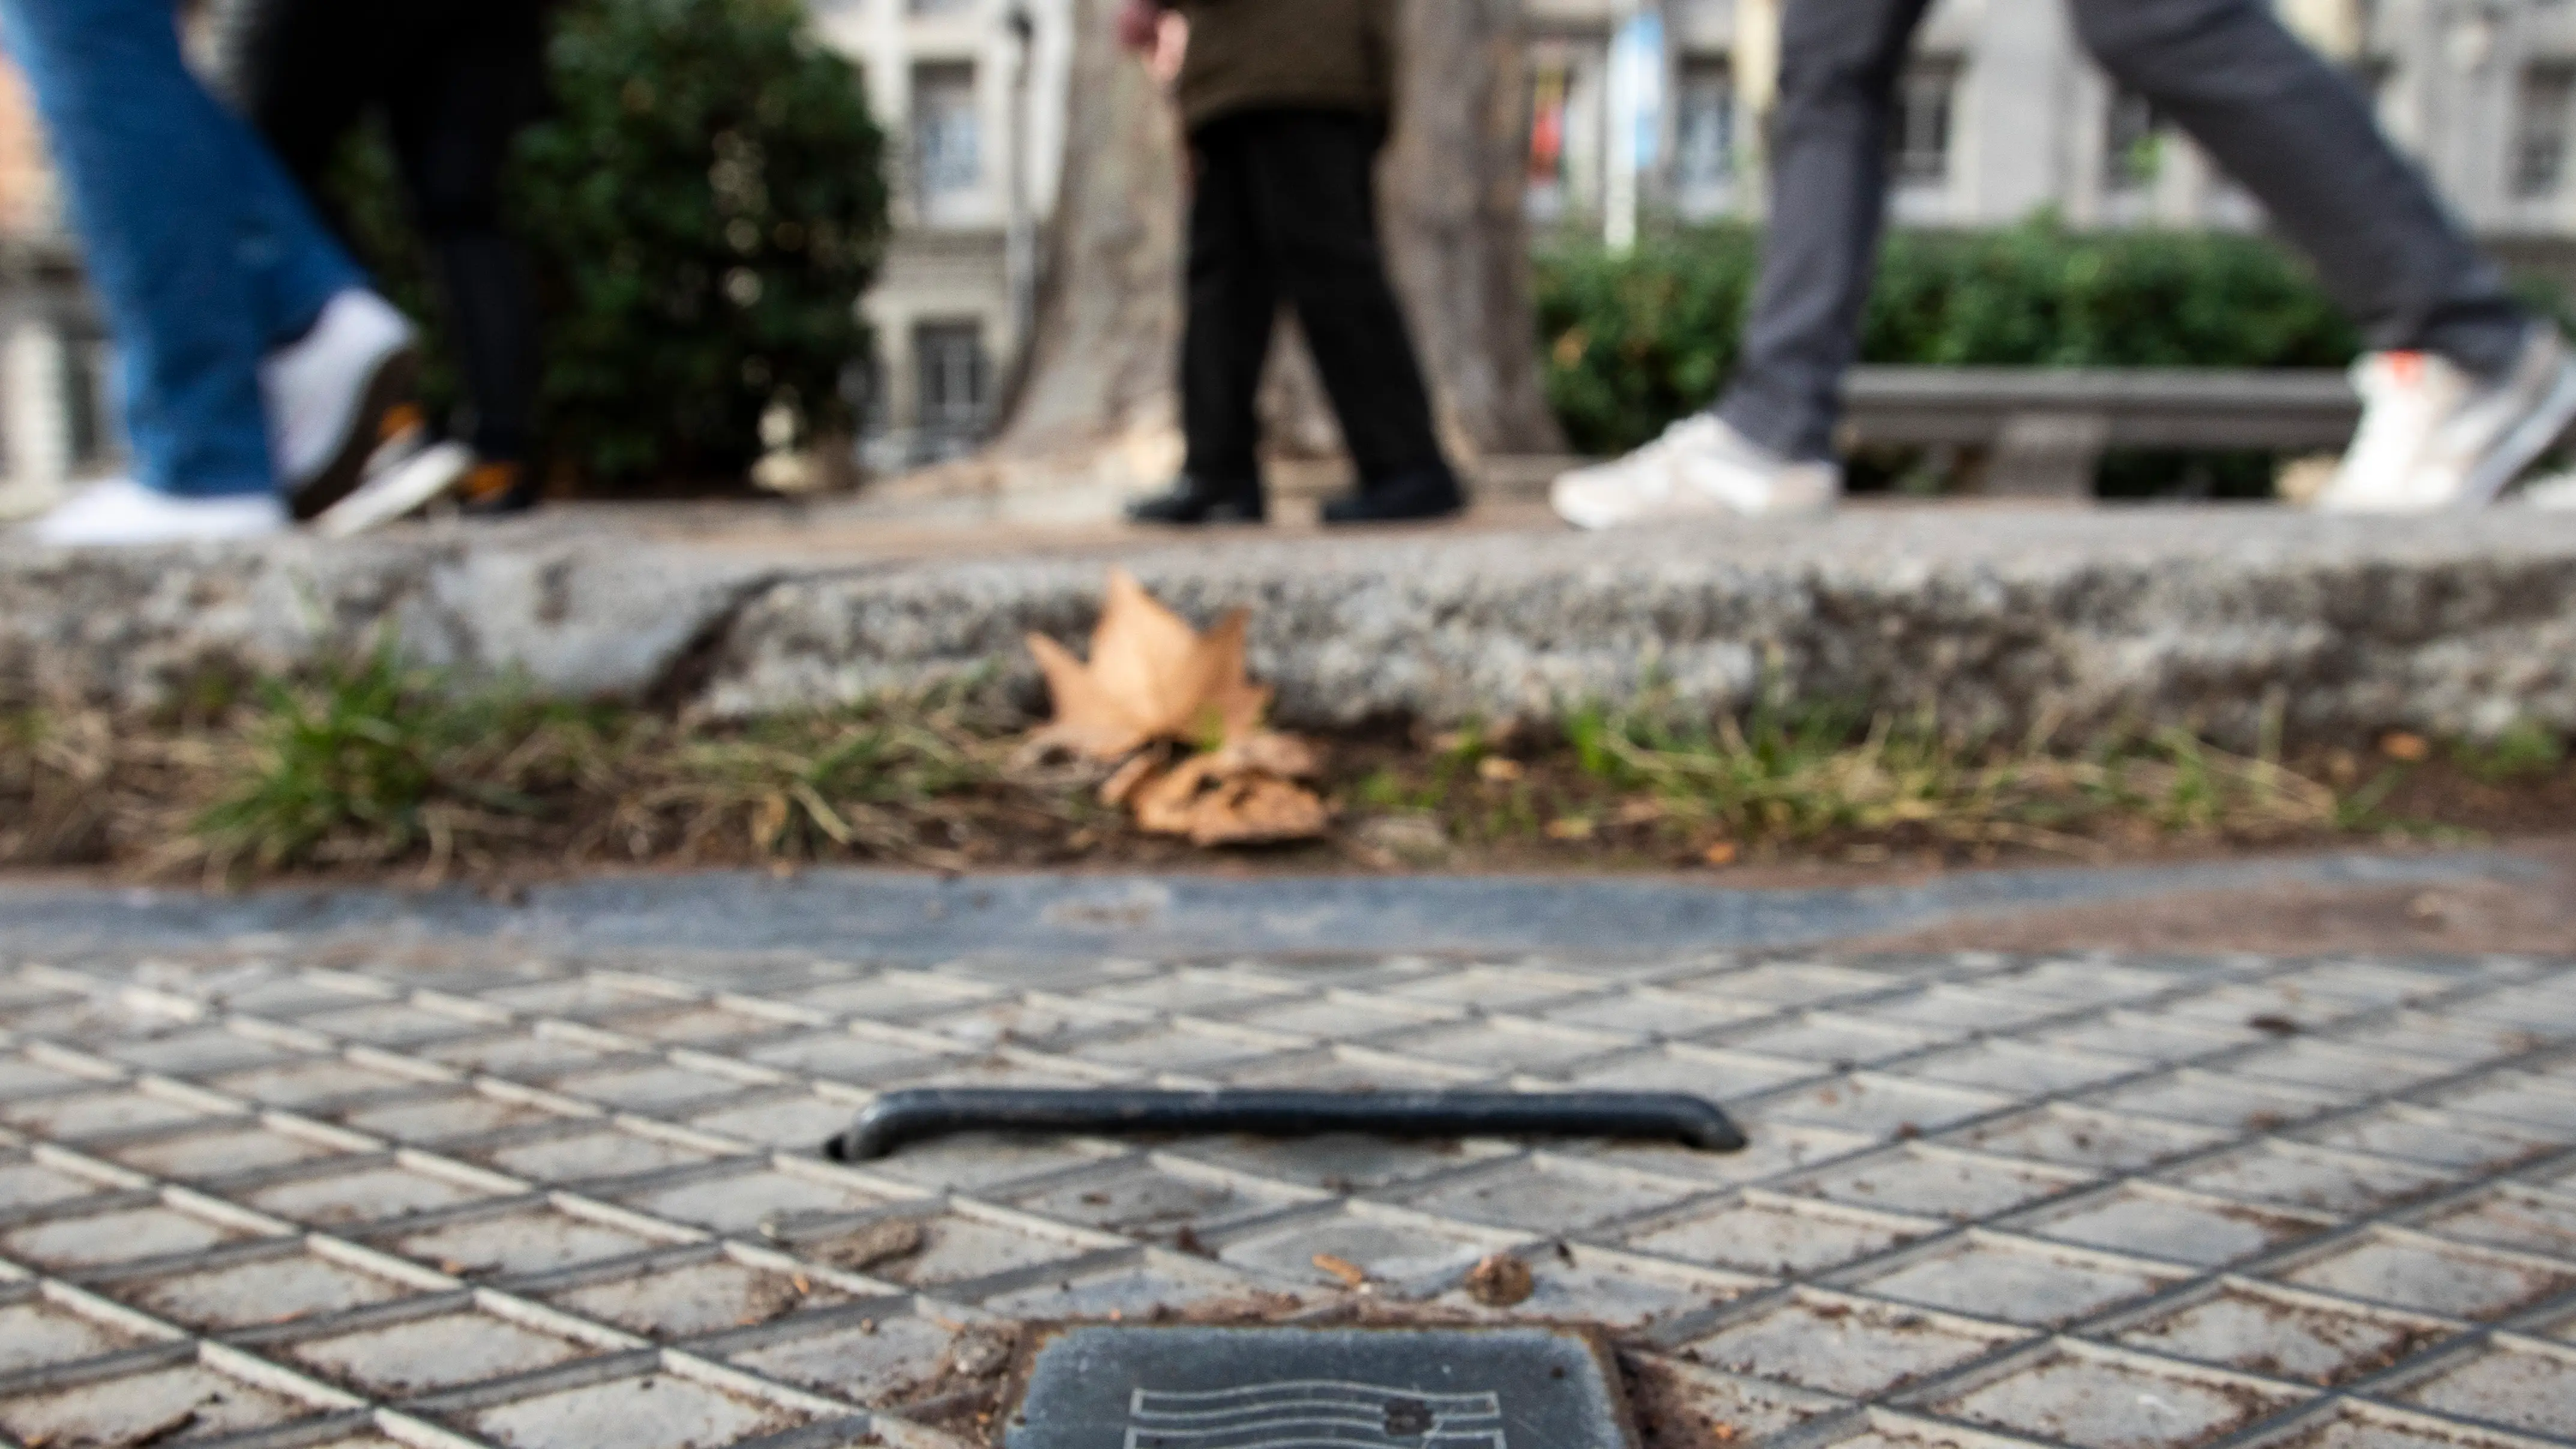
[2455,720,2568,785]
[1557,694,2344,859]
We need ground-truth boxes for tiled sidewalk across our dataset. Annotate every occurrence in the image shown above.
[1,945,2572,1449]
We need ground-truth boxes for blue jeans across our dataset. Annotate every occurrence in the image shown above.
[1,0,363,497]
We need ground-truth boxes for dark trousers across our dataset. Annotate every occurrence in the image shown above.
[215,0,550,465]
[1717,0,2532,462]
[1182,109,1452,492]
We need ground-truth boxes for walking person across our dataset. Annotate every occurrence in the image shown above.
[210,0,555,527]
[7,0,420,547]
[1551,0,2576,528]
[1120,0,1467,526]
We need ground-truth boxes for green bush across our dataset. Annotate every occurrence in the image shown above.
[1534,218,2362,456]
[330,0,888,487]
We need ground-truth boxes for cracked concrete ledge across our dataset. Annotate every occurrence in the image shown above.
[5,505,2575,746]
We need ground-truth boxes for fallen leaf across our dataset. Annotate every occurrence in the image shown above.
[1028,570,1272,761]
[1704,842,1741,867]
[1614,797,1666,826]
[2380,731,2431,763]
[1463,1252,1535,1307]
[1214,729,1322,779]
[1099,752,1163,809]
[1134,758,1331,846]
[1478,757,1524,783]
[1545,816,1595,842]
[1313,1252,1370,1288]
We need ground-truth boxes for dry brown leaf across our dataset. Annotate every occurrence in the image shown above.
[1463,1252,1535,1307]
[1212,730,1321,780]
[1313,1253,1370,1288]
[1098,753,1163,809]
[1027,569,1272,761]
[1133,757,1331,846]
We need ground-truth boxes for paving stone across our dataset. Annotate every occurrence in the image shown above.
[468,1125,735,1185]
[981,1255,1283,1319]
[1215,1208,1508,1291]
[2412,1186,2576,1261]
[2274,1232,2576,1321]
[724,1312,964,1402]
[1566,1044,1825,1100]
[1624,1196,1938,1278]
[1684,1293,2029,1397]
[543,1255,858,1338]
[2293,1107,2562,1173]
[2,942,2569,1447]
[1428,1243,1762,1331]
[1002,1158,1316,1240]
[2161,1143,2461,1216]
[2026,1186,2335,1268]
[1776,1146,2098,1222]
[3,1203,261,1271]
[0,1361,325,1447]
[1391,1155,1705,1234]
[1928,1345,2308,1449]
[387,1206,681,1281]
[115,1249,426,1331]
[2386,1342,2576,1438]
[283,1309,602,1396]
[2107,1285,2452,1387]
[1851,1236,2190,1327]
[465,1370,811,1449]
[0,1295,158,1375]
[1,1086,217,1139]
[613,1166,904,1237]
[239,1163,508,1229]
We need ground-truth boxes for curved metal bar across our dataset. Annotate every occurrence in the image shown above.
[823,1088,1746,1162]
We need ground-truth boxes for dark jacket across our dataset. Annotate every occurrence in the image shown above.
[1162,0,1400,134]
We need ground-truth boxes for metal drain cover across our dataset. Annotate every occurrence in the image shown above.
[1005,1324,1635,1449]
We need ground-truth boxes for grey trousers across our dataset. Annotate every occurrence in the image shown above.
[1717,0,2532,462]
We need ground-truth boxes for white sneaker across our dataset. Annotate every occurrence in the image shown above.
[1550,415,1841,530]
[261,289,419,519]
[23,477,288,547]
[314,440,477,538]
[2317,327,2576,513]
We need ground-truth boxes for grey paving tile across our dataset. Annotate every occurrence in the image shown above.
[1774,1146,2098,1222]
[2106,1283,2454,1388]
[2383,1340,2576,1439]
[2293,1107,2565,1173]
[1424,1243,1763,1331]
[1213,1205,1515,1292]
[0,1292,163,1376]
[540,1252,864,1339]
[981,1254,1287,1319]
[0,1360,339,1447]
[1000,1156,1319,1241]
[236,1161,516,1230]
[462,1124,738,1186]
[2160,1143,2463,1217]
[610,1164,910,1238]
[1847,1234,2192,1327]
[1943,1105,2237,1173]
[280,1307,609,1397]
[2409,1185,2576,1261]
[461,1367,817,1449]
[723,1310,969,1405]
[1684,1291,2031,1397]
[106,1246,433,1331]
[2021,1185,2337,1268]
[1748,1072,2015,1141]
[2,1202,266,1273]
[2271,1231,2576,1321]
[1623,1354,1852,1441]
[1619,1194,1940,1278]
[385,1203,688,1282]
[1387,1154,1706,1234]
[2262,1402,2574,1449]
[1925,1343,2310,1449]
[1566,1043,1825,1100]
[1169,1131,1518,1193]
[92,1119,361,1181]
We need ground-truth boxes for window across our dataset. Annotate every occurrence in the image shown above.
[2515,65,2576,200]
[2104,88,2164,193]
[910,62,981,220]
[1673,59,1736,196]
[913,321,990,455]
[1891,61,1958,187]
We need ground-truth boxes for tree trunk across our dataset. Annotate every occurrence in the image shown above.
[981,0,1560,496]
[989,0,1187,477]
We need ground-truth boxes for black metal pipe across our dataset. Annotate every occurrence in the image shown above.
[823,1088,1746,1162]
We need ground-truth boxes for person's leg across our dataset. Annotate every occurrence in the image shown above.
[0,0,358,498]
[2068,0,2525,375]
[385,1,550,474]
[1712,0,1935,462]
[213,0,381,230]
[1239,110,1452,493]
[1176,115,1278,498]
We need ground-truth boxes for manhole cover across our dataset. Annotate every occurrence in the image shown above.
[1005,1325,1636,1449]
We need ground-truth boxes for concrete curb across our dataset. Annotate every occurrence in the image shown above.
[5,505,2574,745]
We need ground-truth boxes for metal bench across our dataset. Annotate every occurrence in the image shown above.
[1841,365,2361,496]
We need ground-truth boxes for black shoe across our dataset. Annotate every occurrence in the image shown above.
[1127,475,1265,525]
[1322,469,1466,525]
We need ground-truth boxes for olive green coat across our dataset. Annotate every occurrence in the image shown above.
[1164,0,1400,133]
